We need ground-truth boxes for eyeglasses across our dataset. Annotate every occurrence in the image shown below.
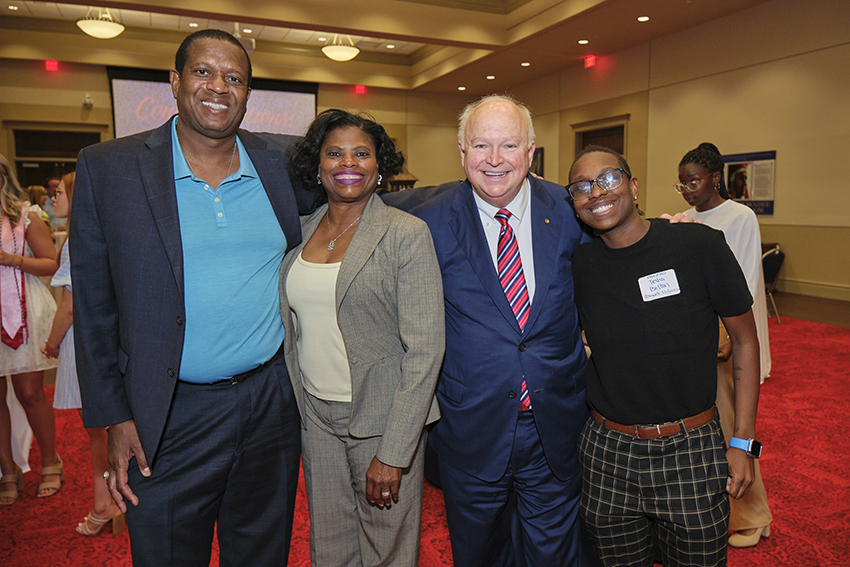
[566,168,625,201]
[673,176,710,194]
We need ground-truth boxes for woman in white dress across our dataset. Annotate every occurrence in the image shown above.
[41,172,125,534]
[677,142,773,547]
[0,154,61,505]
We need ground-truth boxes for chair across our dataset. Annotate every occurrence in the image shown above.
[762,245,785,323]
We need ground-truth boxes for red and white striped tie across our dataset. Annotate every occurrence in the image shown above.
[495,209,531,410]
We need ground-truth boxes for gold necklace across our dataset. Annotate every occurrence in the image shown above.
[326,213,362,251]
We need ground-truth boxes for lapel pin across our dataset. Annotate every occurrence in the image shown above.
[544,219,550,224]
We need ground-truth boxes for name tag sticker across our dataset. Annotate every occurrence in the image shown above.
[638,269,681,302]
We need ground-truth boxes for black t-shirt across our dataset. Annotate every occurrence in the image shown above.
[573,219,752,424]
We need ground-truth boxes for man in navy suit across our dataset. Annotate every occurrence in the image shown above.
[70,30,312,566]
[408,95,591,566]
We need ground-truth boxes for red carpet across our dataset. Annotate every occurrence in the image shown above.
[2,316,849,565]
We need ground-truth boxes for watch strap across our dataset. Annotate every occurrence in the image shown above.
[729,437,749,452]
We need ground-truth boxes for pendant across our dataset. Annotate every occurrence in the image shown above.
[327,241,335,251]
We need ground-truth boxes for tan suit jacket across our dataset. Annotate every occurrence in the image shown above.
[280,194,444,468]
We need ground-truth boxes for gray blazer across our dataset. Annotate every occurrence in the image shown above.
[279,194,444,468]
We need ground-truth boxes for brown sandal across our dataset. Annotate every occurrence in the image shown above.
[37,456,64,498]
[0,465,24,506]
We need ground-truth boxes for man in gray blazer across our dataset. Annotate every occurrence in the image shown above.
[71,30,312,566]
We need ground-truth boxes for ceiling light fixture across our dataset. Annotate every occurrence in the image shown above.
[637,16,649,22]
[521,62,531,67]
[386,44,395,49]
[242,28,252,34]
[578,39,589,45]
[458,86,466,91]
[486,75,495,80]
[76,7,125,39]
[322,34,360,62]
[188,22,199,28]
[8,5,19,10]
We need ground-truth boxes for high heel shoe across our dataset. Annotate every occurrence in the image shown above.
[76,510,127,536]
[728,524,770,548]
[37,456,64,498]
[0,465,24,506]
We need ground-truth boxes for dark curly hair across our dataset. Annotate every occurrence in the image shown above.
[679,142,729,200]
[288,109,405,205]
[175,29,252,88]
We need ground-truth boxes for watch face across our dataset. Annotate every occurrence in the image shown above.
[749,439,763,458]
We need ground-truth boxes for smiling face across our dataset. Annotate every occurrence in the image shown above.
[170,37,251,142]
[678,162,723,212]
[460,100,535,208]
[570,151,642,244]
[319,126,380,206]
[52,180,70,219]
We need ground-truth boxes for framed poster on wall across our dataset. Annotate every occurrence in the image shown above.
[722,150,775,215]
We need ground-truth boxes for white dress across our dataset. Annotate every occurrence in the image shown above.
[51,242,80,410]
[0,204,58,376]
[2,204,56,475]
[684,199,771,380]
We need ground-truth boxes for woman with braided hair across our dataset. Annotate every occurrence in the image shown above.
[677,142,773,548]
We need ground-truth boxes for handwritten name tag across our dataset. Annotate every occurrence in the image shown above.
[638,269,681,302]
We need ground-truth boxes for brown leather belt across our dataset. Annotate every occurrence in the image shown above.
[590,407,717,440]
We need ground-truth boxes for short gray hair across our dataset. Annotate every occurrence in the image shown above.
[457,94,535,150]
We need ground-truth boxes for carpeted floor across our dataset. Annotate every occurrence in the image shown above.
[2,316,849,566]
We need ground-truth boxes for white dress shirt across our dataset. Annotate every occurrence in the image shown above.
[472,178,536,303]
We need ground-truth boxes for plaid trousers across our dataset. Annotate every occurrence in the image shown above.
[578,415,730,567]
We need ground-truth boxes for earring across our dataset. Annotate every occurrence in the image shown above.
[378,175,383,185]
[633,195,638,201]
[317,174,322,185]
[715,182,720,191]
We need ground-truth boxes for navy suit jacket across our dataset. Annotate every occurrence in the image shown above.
[70,119,303,465]
[408,176,590,482]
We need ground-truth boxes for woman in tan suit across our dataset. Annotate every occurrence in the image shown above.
[280,109,444,566]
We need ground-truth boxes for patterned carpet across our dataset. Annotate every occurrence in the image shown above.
[1,316,848,566]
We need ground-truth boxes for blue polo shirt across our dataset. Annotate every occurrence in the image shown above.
[171,117,286,383]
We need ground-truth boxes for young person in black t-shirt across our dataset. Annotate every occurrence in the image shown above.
[567,146,761,567]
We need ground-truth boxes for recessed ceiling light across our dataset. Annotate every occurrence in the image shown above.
[8,5,19,9]
[578,39,589,45]
[521,62,530,67]
[386,44,395,49]
[486,75,495,80]
[318,36,327,42]
[242,29,252,34]
[189,22,199,28]
[458,86,466,91]
[637,16,649,22]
